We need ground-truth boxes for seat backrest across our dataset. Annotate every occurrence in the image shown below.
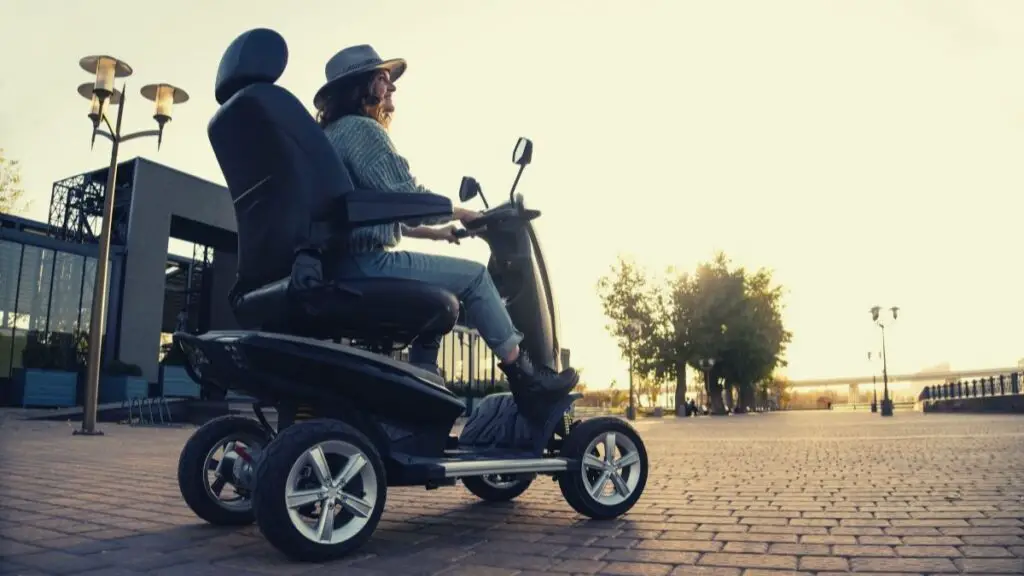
[208,28,356,292]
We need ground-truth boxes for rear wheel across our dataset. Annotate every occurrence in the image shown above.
[557,417,647,520]
[177,415,271,526]
[252,419,386,562]
[463,473,535,502]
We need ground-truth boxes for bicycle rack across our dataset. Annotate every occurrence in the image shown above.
[120,396,176,427]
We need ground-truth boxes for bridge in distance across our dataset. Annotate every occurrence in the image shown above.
[788,366,1020,390]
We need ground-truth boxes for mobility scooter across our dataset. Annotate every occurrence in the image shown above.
[174,28,649,562]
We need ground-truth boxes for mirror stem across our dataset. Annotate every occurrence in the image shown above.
[508,165,525,204]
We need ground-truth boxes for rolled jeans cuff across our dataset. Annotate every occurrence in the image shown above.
[492,330,524,362]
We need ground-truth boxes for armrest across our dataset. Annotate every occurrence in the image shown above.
[337,190,454,227]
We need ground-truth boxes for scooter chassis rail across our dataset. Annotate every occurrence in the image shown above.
[440,457,570,478]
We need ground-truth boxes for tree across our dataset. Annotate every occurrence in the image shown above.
[597,251,791,419]
[671,253,745,414]
[0,149,30,215]
[664,252,790,415]
[596,256,663,380]
[717,266,792,412]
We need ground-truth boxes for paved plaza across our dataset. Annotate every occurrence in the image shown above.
[0,411,1022,576]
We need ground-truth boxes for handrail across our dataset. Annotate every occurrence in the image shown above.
[919,371,1022,404]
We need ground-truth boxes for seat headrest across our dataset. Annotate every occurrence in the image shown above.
[215,28,289,105]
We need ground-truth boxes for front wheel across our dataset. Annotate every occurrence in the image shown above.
[557,417,648,520]
[463,473,535,502]
[252,419,386,562]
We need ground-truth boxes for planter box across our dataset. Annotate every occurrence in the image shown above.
[160,365,201,398]
[13,369,77,408]
[100,375,149,404]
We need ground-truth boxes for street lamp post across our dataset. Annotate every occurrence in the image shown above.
[626,319,642,421]
[869,305,899,418]
[73,55,188,436]
[867,351,878,413]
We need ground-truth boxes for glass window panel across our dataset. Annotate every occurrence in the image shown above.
[9,328,27,371]
[79,257,97,333]
[48,252,84,335]
[14,246,54,332]
[0,240,22,329]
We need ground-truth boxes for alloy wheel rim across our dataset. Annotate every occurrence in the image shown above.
[580,431,642,506]
[202,434,262,512]
[284,440,378,545]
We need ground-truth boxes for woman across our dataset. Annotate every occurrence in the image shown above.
[313,45,578,413]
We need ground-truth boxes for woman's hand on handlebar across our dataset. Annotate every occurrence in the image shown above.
[433,224,464,244]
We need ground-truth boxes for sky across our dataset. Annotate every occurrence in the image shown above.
[2,0,1023,388]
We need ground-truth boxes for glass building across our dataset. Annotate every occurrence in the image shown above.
[0,215,109,404]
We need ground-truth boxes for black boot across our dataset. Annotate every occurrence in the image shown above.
[499,352,578,422]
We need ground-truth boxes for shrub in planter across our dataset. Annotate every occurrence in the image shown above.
[99,360,148,404]
[159,342,201,398]
[14,334,80,408]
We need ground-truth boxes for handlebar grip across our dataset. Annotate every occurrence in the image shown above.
[453,228,471,239]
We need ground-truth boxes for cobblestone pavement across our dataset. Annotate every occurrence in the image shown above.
[1,411,1022,575]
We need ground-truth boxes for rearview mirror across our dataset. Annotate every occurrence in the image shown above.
[459,176,481,202]
[512,137,533,166]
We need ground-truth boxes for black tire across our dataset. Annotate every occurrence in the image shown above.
[557,417,648,520]
[252,419,387,562]
[463,473,535,502]
[177,415,272,526]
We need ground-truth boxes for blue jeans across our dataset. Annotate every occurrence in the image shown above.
[339,250,524,362]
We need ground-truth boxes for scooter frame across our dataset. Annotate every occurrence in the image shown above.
[175,326,648,563]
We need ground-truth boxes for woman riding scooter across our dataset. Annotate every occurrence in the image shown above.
[313,44,578,411]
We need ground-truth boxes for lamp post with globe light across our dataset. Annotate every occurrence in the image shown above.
[73,55,189,436]
[870,305,899,417]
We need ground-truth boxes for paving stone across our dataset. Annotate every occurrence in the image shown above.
[0,411,1021,576]
[798,555,849,571]
[849,556,959,573]
[954,557,1024,573]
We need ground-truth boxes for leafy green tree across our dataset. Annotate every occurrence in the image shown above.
[670,253,745,414]
[598,252,791,418]
[596,256,661,376]
[716,266,791,412]
[0,149,30,215]
[681,254,790,414]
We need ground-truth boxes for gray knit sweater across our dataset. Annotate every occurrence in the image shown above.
[324,115,453,252]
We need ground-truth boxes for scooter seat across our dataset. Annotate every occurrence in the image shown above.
[232,274,460,345]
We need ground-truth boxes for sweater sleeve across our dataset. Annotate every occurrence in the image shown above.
[342,117,454,227]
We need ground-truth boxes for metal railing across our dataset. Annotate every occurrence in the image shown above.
[920,372,1022,404]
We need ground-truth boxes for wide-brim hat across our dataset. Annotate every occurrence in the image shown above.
[313,44,406,111]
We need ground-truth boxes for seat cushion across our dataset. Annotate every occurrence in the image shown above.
[232,275,460,344]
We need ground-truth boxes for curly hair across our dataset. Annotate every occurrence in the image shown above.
[315,70,393,130]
